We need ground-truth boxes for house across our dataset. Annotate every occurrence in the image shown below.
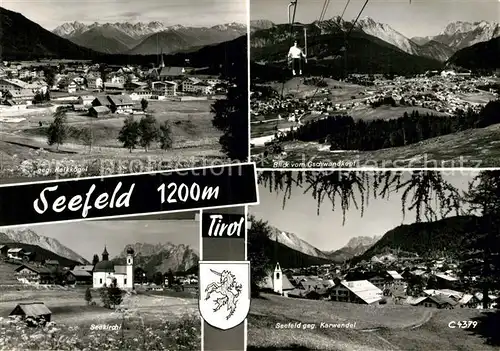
[386,270,406,290]
[413,295,457,309]
[89,106,111,118]
[77,95,96,107]
[44,260,60,267]
[9,302,52,326]
[7,248,25,260]
[73,265,94,273]
[433,273,459,289]
[458,294,481,308]
[107,95,135,113]
[0,78,28,91]
[92,247,134,289]
[330,280,383,304]
[151,81,177,97]
[87,76,103,90]
[91,96,111,108]
[158,67,185,81]
[66,270,92,285]
[4,89,35,105]
[192,81,212,95]
[67,81,77,93]
[14,264,53,284]
[258,262,295,296]
[182,77,200,93]
[73,104,87,112]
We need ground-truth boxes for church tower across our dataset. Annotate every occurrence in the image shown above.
[125,247,134,289]
[102,246,109,261]
[273,262,283,295]
[159,49,165,68]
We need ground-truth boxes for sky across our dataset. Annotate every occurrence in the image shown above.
[2,0,248,31]
[18,215,199,262]
[251,0,499,38]
[250,171,479,251]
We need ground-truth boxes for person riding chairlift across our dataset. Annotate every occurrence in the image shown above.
[288,40,306,76]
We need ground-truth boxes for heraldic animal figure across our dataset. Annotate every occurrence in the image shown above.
[205,269,243,320]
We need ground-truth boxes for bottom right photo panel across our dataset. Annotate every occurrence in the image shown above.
[248,170,499,351]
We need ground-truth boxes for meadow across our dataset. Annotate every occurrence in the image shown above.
[0,286,200,350]
[0,99,225,181]
[247,293,499,351]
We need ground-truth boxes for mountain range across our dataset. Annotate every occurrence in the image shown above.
[113,242,199,273]
[52,21,247,55]
[261,215,484,268]
[265,224,380,264]
[0,228,198,273]
[0,229,89,264]
[252,17,498,63]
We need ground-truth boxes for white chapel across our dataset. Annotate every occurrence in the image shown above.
[93,246,134,289]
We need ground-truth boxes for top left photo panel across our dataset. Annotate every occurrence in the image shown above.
[0,0,249,184]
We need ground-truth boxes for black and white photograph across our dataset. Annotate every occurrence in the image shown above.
[247,170,500,350]
[249,0,500,168]
[0,0,248,183]
[0,212,200,350]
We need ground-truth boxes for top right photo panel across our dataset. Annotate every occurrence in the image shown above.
[250,0,500,169]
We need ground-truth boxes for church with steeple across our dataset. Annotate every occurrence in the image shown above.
[259,262,294,296]
[92,246,134,289]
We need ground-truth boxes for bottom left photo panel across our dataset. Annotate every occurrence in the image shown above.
[0,212,201,350]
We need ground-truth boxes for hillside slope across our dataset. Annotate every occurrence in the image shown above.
[359,215,481,260]
[447,37,500,69]
[0,229,89,264]
[0,7,98,60]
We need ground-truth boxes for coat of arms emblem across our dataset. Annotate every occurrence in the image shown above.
[199,261,250,330]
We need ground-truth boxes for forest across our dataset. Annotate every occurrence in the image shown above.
[274,100,500,151]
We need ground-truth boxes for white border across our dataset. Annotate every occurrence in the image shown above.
[0,162,257,188]
[199,209,204,351]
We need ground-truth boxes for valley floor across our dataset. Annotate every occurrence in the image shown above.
[247,294,499,351]
[0,99,225,182]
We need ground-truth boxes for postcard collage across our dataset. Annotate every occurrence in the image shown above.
[0,0,499,350]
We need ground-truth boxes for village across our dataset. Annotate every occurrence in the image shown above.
[0,56,230,179]
[0,56,226,116]
[0,243,198,291]
[260,253,499,310]
[251,71,498,128]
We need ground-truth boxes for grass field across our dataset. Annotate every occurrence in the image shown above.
[247,294,499,351]
[252,122,500,168]
[0,99,224,180]
[0,286,200,350]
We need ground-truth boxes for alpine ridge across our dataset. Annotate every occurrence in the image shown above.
[0,229,89,264]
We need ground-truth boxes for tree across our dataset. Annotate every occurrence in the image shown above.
[85,287,93,305]
[211,59,248,161]
[248,215,273,296]
[141,98,148,111]
[461,172,500,308]
[153,272,164,286]
[166,269,175,287]
[92,254,99,265]
[138,115,158,152]
[118,116,139,152]
[100,288,111,308]
[107,280,123,309]
[81,127,93,152]
[158,120,173,151]
[47,109,67,150]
